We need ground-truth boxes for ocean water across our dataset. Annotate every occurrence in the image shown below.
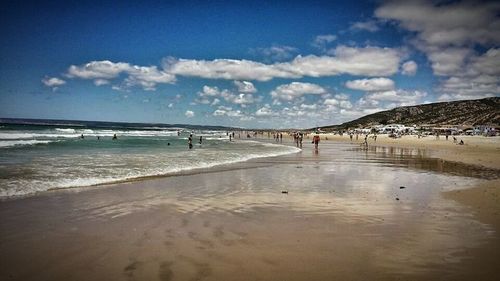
[0,123,300,197]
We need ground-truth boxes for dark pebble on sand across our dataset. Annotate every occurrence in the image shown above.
[281,190,288,194]
[400,186,406,189]
[396,197,400,201]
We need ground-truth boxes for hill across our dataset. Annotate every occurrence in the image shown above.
[320,97,500,130]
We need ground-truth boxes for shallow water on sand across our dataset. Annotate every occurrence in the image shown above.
[0,140,498,281]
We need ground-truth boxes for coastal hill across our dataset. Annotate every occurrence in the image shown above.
[320,97,500,130]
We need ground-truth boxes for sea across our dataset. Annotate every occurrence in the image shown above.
[0,119,300,198]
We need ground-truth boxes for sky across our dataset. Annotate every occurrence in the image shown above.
[0,0,499,129]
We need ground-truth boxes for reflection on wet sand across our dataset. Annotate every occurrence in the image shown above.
[0,141,498,280]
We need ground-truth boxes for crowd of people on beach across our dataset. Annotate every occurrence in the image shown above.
[76,125,483,152]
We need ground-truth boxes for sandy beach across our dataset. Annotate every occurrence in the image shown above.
[315,133,500,169]
[1,139,499,281]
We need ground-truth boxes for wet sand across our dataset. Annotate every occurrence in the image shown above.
[1,140,500,281]
[317,133,500,169]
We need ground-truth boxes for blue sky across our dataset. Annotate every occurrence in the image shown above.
[1,0,498,128]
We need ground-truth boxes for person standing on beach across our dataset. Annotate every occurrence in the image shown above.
[199,136,203,144]
[312,134,320,150]
[299,133,303,148]
[188,134,193,149]
[350,133,353,141]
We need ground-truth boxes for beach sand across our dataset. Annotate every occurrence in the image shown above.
[316,133,500,169]
[1,139,499,281]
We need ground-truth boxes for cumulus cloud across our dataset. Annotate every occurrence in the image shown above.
[375,0,500,99]
[350,20,379,32]
[365,89,427,105]
[41,77,66,88]
[55,46,403,92]
[93,79,110,86]
[375,0,500,48]
[437,75,498,101]
[185,110,195,118]
[164,45,402,81]
[195,85,260,106]
[401,61,418,75]
[234,81,257,93]
[469,48,500,76]
[345,78,395,91]
[311,34,337,50]
[164,57,295,81]
[66,61,129,79]
[66,60,175,90]
[271,82,327,101]
[255,104,277,117]
[212,106,244,117]
[250,45,298,61]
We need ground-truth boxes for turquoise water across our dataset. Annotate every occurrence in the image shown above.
[0,125,300,197]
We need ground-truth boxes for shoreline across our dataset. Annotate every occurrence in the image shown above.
[313,133,500,170]
[1,140,499,280]
[3,135,499,202]
[0,139,301,201]
[313,134,500,232]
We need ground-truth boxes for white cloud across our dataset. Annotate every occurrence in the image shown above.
[198,85,221,97]
[334,93,350,100]
[250,45,298,61]
[469,48,500,76]
[124,65,176,91]
[425,47,471,76]
[239,116,255,121]
[375,1,500,48]
[345,78,395,91]
[164,45,402,81]
[195,85,260,106]
[66,60,175,90]
[93,79,109,86]
[437,75,498,101]
[375,0,500,100]
[67,61,130,79]
[401,60,418,75]
[185,110,194,118]
[300,104,317,110]
[165,57,296,81]
[339,100,353,109]
[228,93,260,105]
[350,20,379,32]
[271,82,327,101]
[212,105,244,118]
[211,98,220,106]
[312,34,337,49]
[41,77,66,87]
[255,104,277,117]
[234,81,257,93]
[324,98,339,106]
[295,45,402,77]
[365,89,427,105]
